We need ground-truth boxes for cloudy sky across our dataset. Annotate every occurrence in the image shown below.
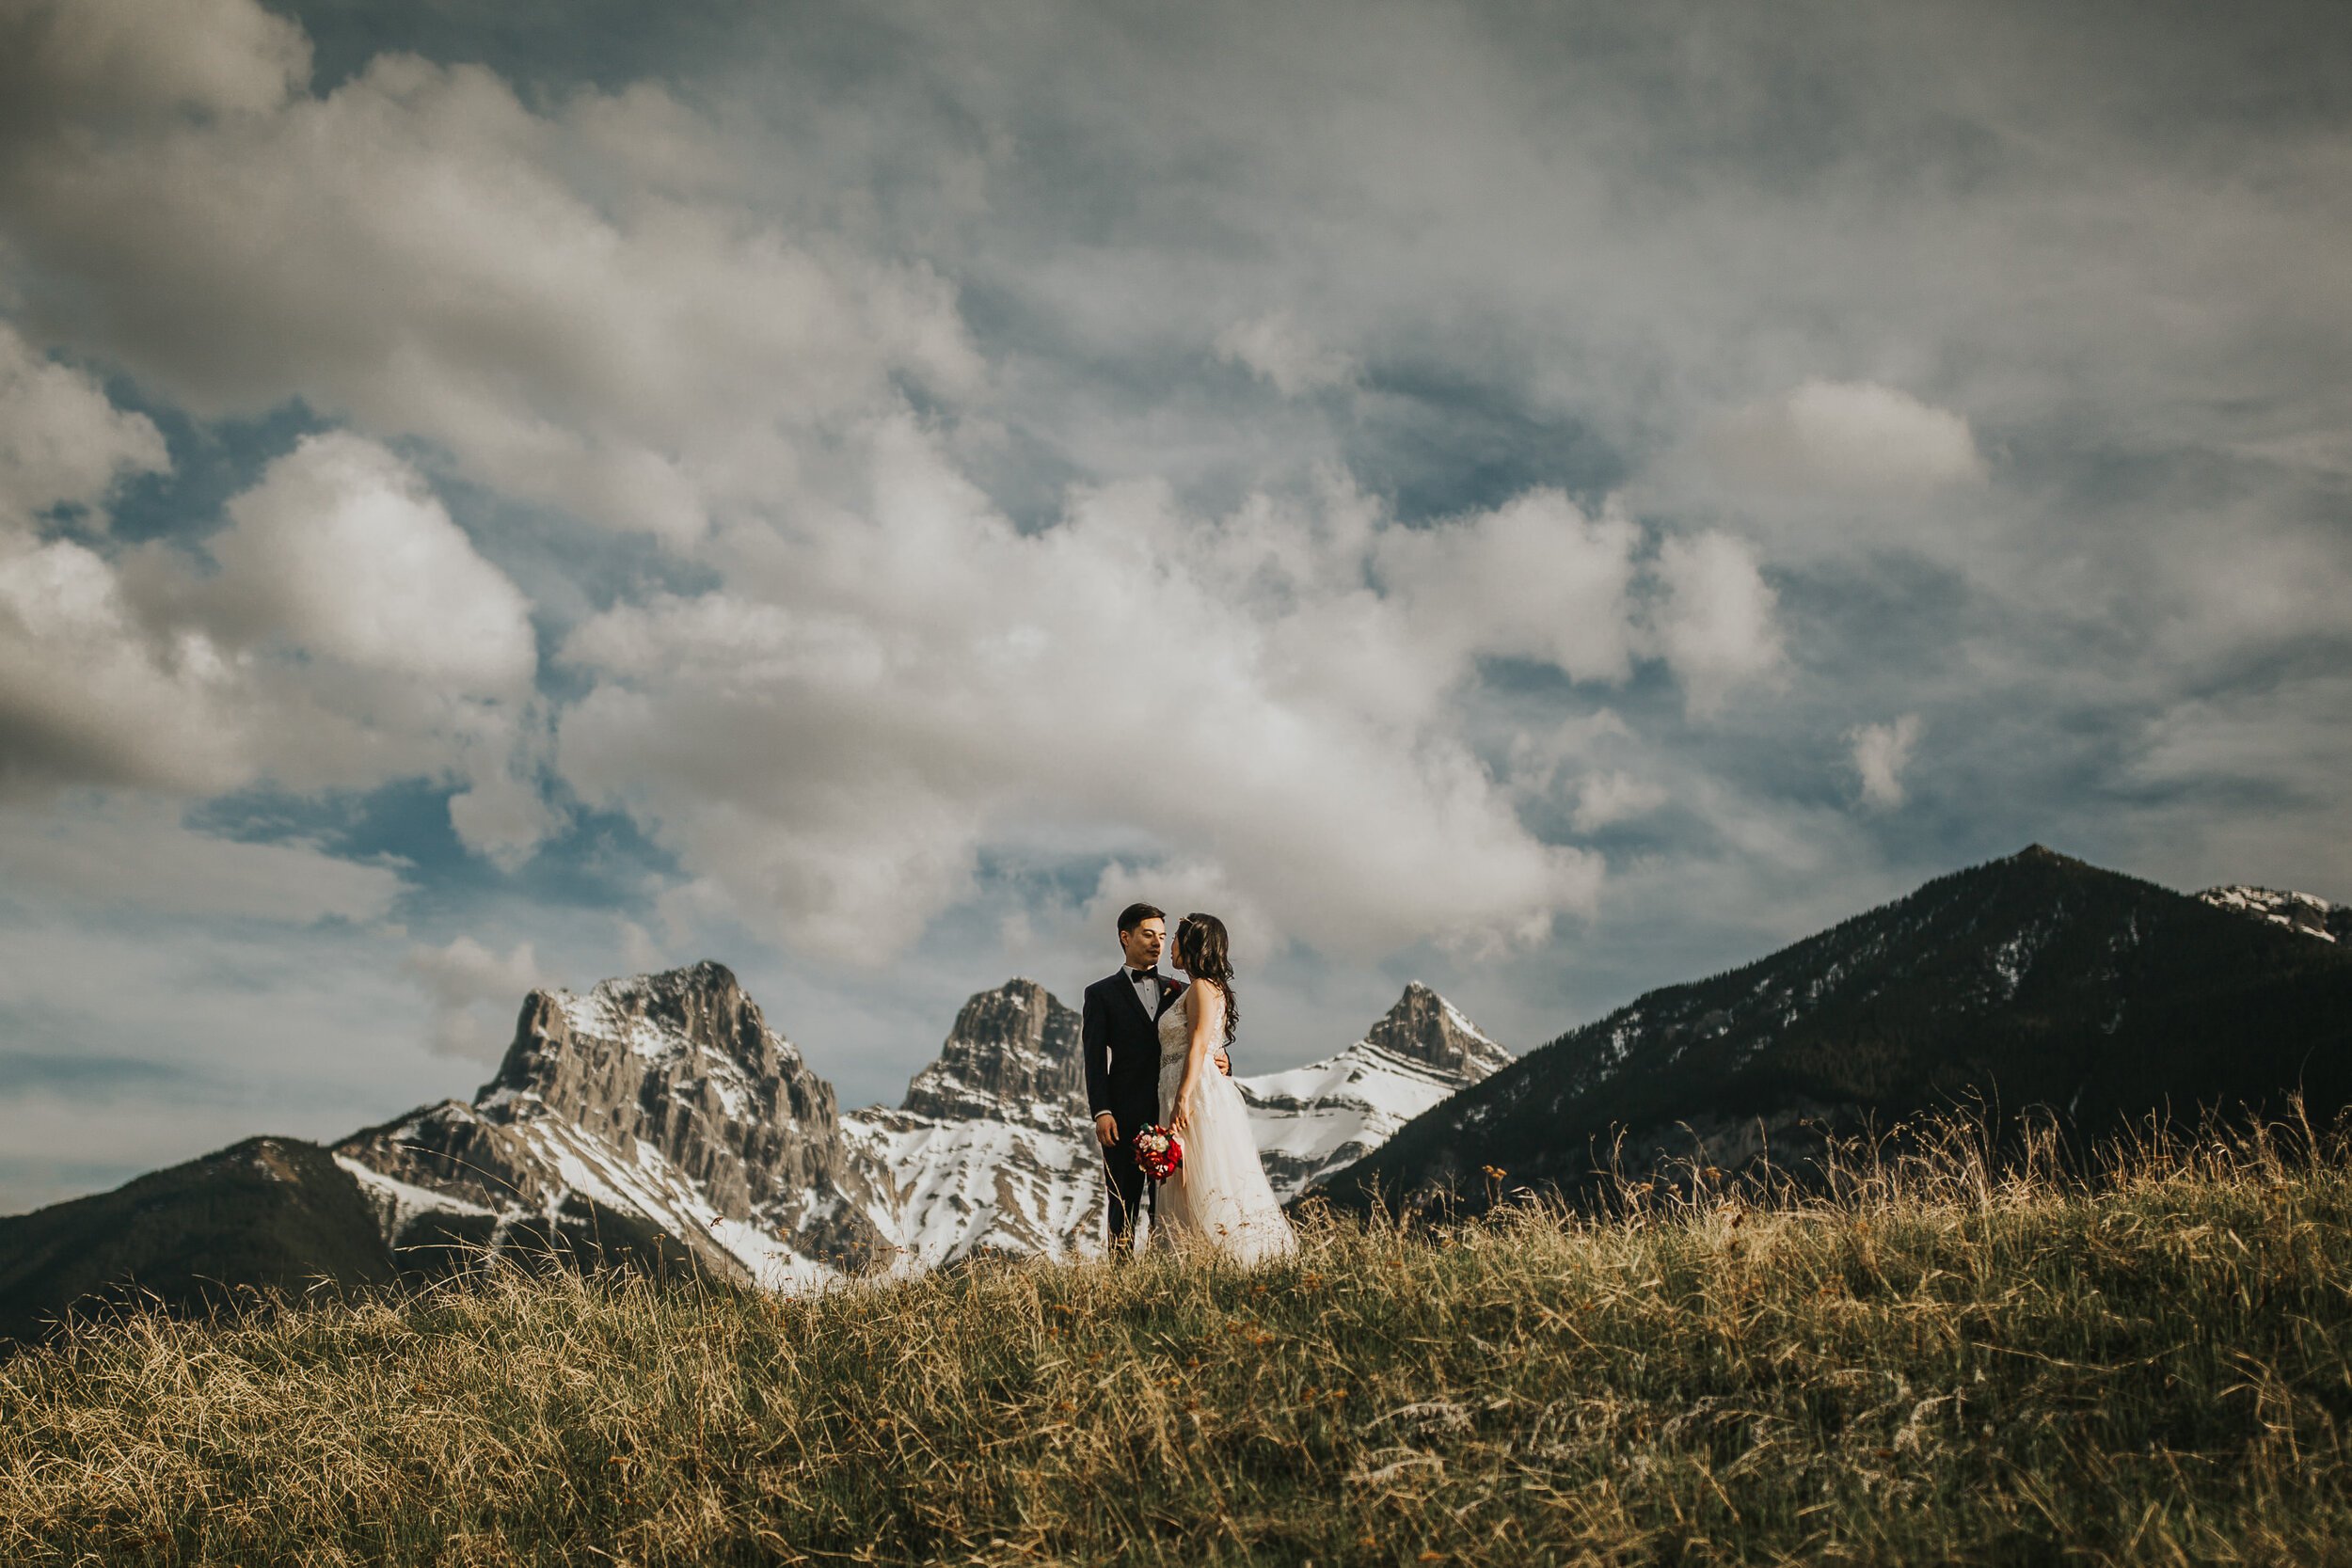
[2,0,2346,1212]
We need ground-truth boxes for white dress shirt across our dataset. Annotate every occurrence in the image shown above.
[1127,967,1162,1017]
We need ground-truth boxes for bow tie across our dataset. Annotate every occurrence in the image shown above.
[1128,969,1160,985]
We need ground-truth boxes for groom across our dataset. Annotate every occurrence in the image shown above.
[1082,901,1229,1258]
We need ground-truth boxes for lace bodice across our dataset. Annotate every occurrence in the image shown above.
[1155,984,1222,1085]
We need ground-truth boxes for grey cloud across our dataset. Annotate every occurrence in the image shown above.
[0,794,405,923]
[1850,715,1923,812]
[0,405,548,837]
[0,0,310,128]
[0,322,167,533]
[0,33,978,545]
[1216,311,1358,397]
[403,935,553,1061]
[1704,382,1986,498]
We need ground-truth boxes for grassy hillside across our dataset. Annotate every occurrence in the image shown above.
[4,1117,2350,1565]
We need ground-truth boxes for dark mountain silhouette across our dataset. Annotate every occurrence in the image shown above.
[0,1131,725,1353]
[1313,847,2352,1215]
[0,1137,395,1348]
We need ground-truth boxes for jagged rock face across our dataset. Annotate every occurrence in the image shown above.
[2199,885,2352,943]
[486,964,855,1218]
[1240,985,1511,1199]
[844,978,1099,1267]
[338,963,1506,1283]
[849,978,1511,1264]
[1362,983,1516,1079]
[337,1101,545,1216]
[338,961,885,1282]
[899,980,1084,1124]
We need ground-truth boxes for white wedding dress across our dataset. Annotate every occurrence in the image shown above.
[1153,987,1297,1264]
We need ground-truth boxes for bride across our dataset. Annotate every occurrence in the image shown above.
[1155,913,1297,1263]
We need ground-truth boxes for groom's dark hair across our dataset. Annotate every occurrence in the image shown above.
[1117,901,1165,934]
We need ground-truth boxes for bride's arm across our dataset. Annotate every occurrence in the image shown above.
[1172,981,1223,1132]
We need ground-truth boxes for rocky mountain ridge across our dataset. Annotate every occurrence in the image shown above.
[2198,884,2352,943]
[337,961,885,1288]
[331,966,1509,1276]
[1238,982,1513,1197]
[1320,847,2352,1216]
[844,977,1511,1266]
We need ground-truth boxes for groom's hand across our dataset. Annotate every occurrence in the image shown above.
[1215,1050,1231,1075]
[1094,1112,1120,1148]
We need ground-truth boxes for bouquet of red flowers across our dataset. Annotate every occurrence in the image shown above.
[1132,1123,1183,1182]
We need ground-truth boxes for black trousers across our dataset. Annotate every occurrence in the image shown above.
[1102,1108,1156,1253]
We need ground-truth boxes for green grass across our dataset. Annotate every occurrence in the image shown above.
[6,1118,2352,1565]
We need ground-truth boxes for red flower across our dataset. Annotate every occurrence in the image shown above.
[1132,1124,1184,1181]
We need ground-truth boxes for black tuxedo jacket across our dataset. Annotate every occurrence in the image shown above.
[1082,970,1186,1130]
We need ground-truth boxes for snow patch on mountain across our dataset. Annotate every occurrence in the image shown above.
[335,961,880,1288]
[847,977,1513,1263]
[1238,985,1511,1198]
[334,1152,493,1237]
[336,964,1505,1285]
[843,1112,1104,1268]
[2199,885,2350,943]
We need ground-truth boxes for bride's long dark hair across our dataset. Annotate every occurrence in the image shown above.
[1173,912,1239,1049]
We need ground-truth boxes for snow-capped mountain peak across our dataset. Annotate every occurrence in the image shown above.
[339,964,1505,1283]
[843,977,1511,1266]
[1361,981,1514,1078]
[1237,985,1512,1199]
[2197,885,2350,943]
[898,978,1084,1125]
[339,961,883,1288]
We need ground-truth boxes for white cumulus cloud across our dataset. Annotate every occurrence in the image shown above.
[555,423,1620,963]
[1849,714,1923,809]
[1708,379,1987,496]
[1571,770,1668,833]
[0,365,552,864]
[1649,531,1784,718]
[208,433,536,694]
[0,535,246,798]
[1375,489,1642,685]
[0,40,979,545]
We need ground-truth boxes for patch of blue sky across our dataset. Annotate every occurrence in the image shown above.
[425,474,724,654]
[1345,366,1629,528]
[69,389,329,548]
[275,0,738,98]
[183,783,675,924]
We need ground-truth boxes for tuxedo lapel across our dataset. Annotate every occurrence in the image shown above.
[1154,977,1188,1022]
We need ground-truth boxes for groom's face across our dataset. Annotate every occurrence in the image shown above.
[1120,917,1165,971]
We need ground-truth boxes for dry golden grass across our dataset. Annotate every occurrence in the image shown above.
[5,1114,2351,1565]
